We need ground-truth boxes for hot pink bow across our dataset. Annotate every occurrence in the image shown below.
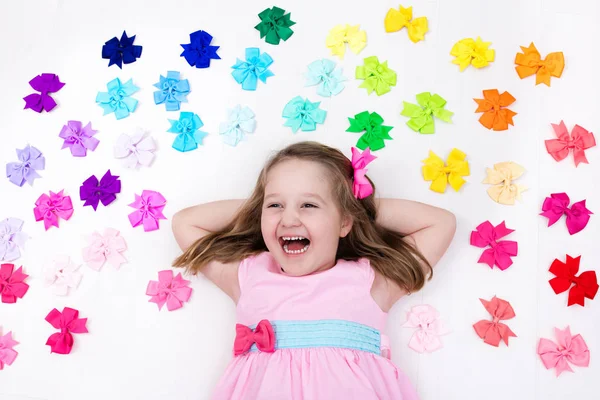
[33,190,74,230]
[45,307,88,355]
[0,329,19,369]
[473,296,517,347]
[540,192,592,235]
[351,147,376,199]
[538,326,590,376]
[128,190,167,232]
[545,121,596,167]
[234,319,276,356]
[0,263,29,303]
[146,270,192,311]
[402,305,449,353]
[82,228,128,270]
[470,221,518,271]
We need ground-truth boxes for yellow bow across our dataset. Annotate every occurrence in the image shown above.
[422,149,470,193]
[450,37,495,71]
[483,162,527,205]
[326,24,367,59]
[384,5,428,43]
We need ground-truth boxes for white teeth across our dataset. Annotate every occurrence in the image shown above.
[281,236,307,241]
[283,243,310,254]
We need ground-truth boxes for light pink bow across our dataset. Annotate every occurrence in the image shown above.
[234,320,276,356]
[538,326,590,377]
[128,190,167,232]
[470,221,518,271]
[146,270,192,311]
[545,121,596,167]
[0,329,18,369]
[351,147,376,199]
[33,190,74,230]
[540,192,592,235]
[402,304,449,353]
[45,307,88,355]
[82,228,128,270]
[43,255,82,296]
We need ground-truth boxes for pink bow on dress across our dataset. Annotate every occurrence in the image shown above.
[473,296,517,347]
[540,192,592,235]
[538,326,590,377]
[146,270,192,311]
[402,304,449,353]
[234,319,276,356]
[545,121,596,167]
[351,147,376,199]
[470,221,518,271]
[45,307,88,354]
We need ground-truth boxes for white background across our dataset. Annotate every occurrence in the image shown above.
[1,0,599,399]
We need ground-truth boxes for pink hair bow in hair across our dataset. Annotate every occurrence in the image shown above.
[0,263,29,303]
[538,326,590,377]
[82,228,128,271]
[540,192,592,235]
[351,147,376,199]
[45,307,88,354]
[545,121,596,167]
[470,221,518,271]
[146,270,192,311]
[128,190,167,232]
[0,328,19,369]
[234,319,276,356]
[473,296,517,347]
[402,304,449,353]
[33,190,74,230]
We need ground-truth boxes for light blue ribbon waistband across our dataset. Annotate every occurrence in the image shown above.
[249,320,381,355]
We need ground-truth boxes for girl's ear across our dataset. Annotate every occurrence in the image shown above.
[340,215,353,238]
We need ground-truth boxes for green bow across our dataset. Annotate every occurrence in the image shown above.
[401,92,453,134]
[255,7,296,45]
[356,56,397,96]
[346,111,394,151]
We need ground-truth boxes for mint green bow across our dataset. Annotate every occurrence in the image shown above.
[401,92,453,134]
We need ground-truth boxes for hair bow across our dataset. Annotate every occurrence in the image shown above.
[146,270,192,311]
[351,147,376,199]
[538,326,589,377]
[482,162,527,205]
[325,24,366,59]
[540,192,592,235]
[421,148,469,193]
[515,43,564,86]
[0,263,29,304]
[470,221,518,271]
[549,255,598,307]
[384,5,428,43]
[23,73,65,113]
[0,329,18,369]
[402,305,449,353]
[545,121,596,167]
[473,296,517,347]
[474,89,517,131]
[45,307,88,355]
[234,319,275,356]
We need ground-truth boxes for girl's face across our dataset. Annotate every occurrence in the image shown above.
[261,159,352,276]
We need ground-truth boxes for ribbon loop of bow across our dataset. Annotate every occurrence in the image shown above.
[549,255,598,307]
[351,147,376,199]
[473,296,517,347]
[234,320,275,356]
[545,121,596,167]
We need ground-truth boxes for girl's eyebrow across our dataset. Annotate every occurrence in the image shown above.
[264,193,325,202]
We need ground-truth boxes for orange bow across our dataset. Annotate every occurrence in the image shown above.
[474,89,517,131]
[515,43,564,87]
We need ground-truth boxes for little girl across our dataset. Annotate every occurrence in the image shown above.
[171,141,456,399]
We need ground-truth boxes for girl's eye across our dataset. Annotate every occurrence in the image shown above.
[267,204,281,208]
[303,203,317,208]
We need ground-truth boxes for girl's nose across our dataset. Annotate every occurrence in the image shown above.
[281,209,301,227]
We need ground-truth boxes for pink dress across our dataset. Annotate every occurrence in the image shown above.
[212,251,419,400]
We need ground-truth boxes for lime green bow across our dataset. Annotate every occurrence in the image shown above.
[401,92,453,134]
[356,56,397,96]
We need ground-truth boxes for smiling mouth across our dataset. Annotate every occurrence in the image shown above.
[278,236,311,255]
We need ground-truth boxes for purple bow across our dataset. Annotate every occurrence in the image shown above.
[79,170,121,211]
[23,74,65,113]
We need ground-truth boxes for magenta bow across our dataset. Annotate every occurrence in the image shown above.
[23,73,65,113]
[545,121,596,167]
[45,307,88,355]
[470,221,518,271]
[146,270,192,311]
[351,147,376,199]
[234,319,276,356]
[128,190,167,232]
[0,263,29,304]
[538,326,590,377]
[33,190,74,230]
[540,192,592,235]
[0,330,19,369]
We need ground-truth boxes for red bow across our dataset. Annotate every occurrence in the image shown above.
[473,296,517,347]
[549,255,598,307]
[545,121,596,167]
[234,320,275,356]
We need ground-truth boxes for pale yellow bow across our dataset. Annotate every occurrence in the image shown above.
[326,24,367,59]
[422,149,470,193]
[384,5,428,43]
[483,162,527,205]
